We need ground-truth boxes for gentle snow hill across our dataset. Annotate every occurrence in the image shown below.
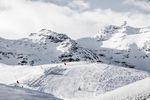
[0,62,149,99]
[96,77,150,100]
[0,84,61,100]
[68,77,150,100]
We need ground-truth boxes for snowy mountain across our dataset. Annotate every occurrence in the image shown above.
[77,22,150,71]
[0,0,150,99]
[1,23,150,72]
[0,29,100,66]
[78,21,150,50]
[0,22,150,99]
[0,84,61,100]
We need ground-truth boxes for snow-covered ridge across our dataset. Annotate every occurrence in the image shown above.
[0,29,100,66]
[77,22,150,71]
[98,23,150,50]
[29,29,70,43]
[94,21,150,41]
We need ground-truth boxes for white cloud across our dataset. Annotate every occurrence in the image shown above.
[68,0,90,11]
[124,0,150,11]
[0,0,150,40]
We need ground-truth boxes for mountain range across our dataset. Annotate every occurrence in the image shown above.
[0,22,150,71]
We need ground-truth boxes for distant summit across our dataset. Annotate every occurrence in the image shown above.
[95,21,150,41]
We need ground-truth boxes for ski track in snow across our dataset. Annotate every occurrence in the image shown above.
[0,62,149,99]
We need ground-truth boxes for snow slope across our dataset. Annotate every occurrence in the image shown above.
[68,77,150,100]
[0,84,61,100]
[0,62,149,99]
[96,77,150,100]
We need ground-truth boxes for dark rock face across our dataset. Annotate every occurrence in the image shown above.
[46,33,69,43]
[30,29,70,43]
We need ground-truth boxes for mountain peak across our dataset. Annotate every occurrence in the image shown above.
[29,29,70,43]
[95,21,150,41]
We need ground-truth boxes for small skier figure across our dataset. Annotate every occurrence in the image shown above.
[14,80,20,87]
[16,80,23,88]
[17,80,19,84]
[64,62,66,66]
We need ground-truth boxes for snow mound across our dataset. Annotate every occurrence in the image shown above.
[96,77,150,100]
[0,84,61,100]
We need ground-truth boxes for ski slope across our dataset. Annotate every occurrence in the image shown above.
[0,62,149,99]
[0,84,61,100]
[96,77,150,100]
[67,77,150,100]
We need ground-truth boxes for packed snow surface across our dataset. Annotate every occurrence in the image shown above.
[96,77,150,100]
[67,77,150,100]
[0,84,61,100]
[0,62,149,99]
